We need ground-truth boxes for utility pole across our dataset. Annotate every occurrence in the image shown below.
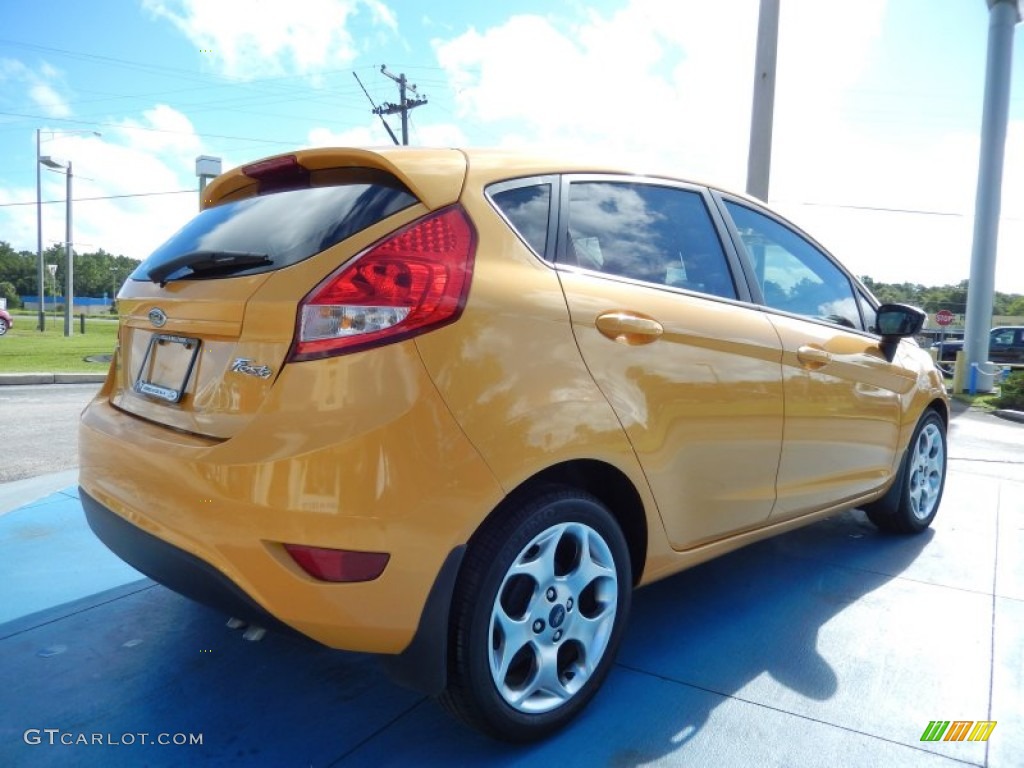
[746,0,780,202]
[374,66,428,146]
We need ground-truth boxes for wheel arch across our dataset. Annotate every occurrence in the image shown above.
[482,459,648,587]
[925,396,949,427]
[381,458,648,698]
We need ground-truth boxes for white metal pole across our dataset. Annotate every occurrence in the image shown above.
[63,162,72,337]
[746,0,780,202]
[963,0,1020,391]
[36,129,45,332]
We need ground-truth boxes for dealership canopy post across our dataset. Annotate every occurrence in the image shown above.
[963,0,1021,392]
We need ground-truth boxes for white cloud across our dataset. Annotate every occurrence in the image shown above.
[29,84,71,118]
[307,125,379,147]
[0,59,72,118]
[144,0,398,79]
[113,104,203,156]
[408,121,465,147]
[433,1,761,185]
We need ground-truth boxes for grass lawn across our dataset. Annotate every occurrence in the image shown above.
[0,314,118,373]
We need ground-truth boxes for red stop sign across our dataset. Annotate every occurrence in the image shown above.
[936,309,954,326]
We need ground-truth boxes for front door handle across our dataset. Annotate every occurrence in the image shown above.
[595,311,664,345]
[797,344,832,368]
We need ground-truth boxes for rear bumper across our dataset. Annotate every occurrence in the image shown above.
[77,342,503,655]
[81,488,288,632]
[84,486,465,694]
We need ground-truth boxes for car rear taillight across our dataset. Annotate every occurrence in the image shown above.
[288,205,476,361]
[284,544,390,583]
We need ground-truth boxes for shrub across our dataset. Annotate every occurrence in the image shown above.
[993,371,1024,410]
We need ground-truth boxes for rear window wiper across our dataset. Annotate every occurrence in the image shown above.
[148,250,272,286]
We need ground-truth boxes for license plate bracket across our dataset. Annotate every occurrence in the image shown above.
[133,334,201,404]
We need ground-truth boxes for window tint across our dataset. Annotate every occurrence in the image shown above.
[566,182,736,299]
[491,184,551,256]
[725,201,861,329]
[131,172,416,283]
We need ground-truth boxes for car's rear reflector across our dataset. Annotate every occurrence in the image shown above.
[289,205,476,360]
[284,544,390,583]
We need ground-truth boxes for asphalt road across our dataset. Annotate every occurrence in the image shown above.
[0,383,100,483]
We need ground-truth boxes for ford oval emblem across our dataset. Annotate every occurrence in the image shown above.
[149,308,167,328]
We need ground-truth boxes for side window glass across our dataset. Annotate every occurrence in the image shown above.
[725,201,861,329]
[991,329,1014,346]
[491,184,551,257]
[567,182,737,300]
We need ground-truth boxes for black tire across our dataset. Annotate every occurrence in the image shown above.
[864,410,947,534]
[0,318,7,336]
[438,488,632,742]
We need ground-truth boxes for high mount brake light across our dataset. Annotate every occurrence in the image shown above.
[241,154,309,194]
[289,205,477,361]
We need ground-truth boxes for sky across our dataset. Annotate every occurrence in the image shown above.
[1,0,1023,294]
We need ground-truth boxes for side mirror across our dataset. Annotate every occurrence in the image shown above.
[876,303,926,362]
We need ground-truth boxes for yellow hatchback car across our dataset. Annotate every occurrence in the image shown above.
[80,147,948,742]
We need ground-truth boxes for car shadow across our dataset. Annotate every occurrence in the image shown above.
[591,510,936,763]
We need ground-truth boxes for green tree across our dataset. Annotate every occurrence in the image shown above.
[0,280,19,308]
[0,241,38,297]
[861,277,1023,319]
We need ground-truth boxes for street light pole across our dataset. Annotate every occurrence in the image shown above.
[34,128,100,333]
[63,161,73,337]
[35,129,45,332]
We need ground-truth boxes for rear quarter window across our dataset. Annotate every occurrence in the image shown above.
[489,183,552,257]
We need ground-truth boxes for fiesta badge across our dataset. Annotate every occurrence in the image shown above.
[231,358,273,379]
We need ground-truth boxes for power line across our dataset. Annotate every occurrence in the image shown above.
[0,110,302,145]
[786,200,1024,222]
[0,189,196,208]
[353,72,399,145]
[789,200,964,217]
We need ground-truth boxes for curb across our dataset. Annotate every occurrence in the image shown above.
[0,373,107,386]
[0,469,80,516]
[993,409,1024,425]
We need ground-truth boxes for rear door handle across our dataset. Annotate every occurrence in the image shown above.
[595,311,663,345]
[797,344,832,368]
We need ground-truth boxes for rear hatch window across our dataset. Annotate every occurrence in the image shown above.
[112,166,423,439]
[131,169,416,284]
